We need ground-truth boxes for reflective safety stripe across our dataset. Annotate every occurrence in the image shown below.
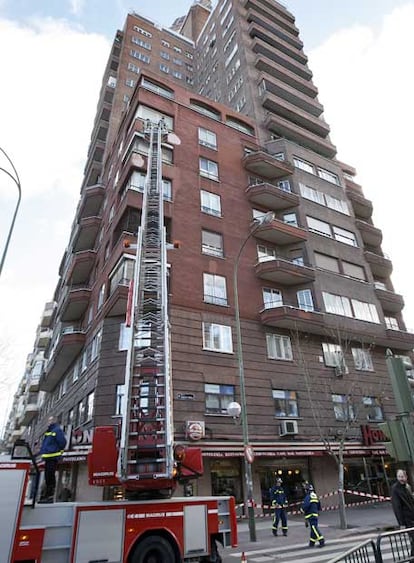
[41,450,64,459]
[305,513,318,519]
[311,525,323,541]
[44,432,57,436]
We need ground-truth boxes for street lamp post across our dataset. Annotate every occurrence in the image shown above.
[0,147,22,277]
[233,211,275,543]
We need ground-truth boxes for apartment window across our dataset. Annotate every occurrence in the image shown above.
[332,394,354,421]
[202,230,223,257]
[77,399,86,426]
[263,288,283,309]
[257,245,277,262]
[91,328,102,361]
[185,51,193,59]
[130,50,150,64]
[118,323,130,351]
[205,383,235,414]
[125,78,135,88]
[133,26,152,38]
[293,157,314,174]
[199,157,219,180]
[317,167,340,185]
[342,261,366,280]
[172,70,182,79]
[201,190,221,216]
[283,212,298,226]
[314,252,340,273]
[86,392,94,421]
[109,257,134,295]
[325,194,349,215]
[307,216,332,238]
[160,51,170,60]
[161,39,170,48]
[385,316,399,330]
[300,183,324,205]
[162,178,172,200]
[278,180,291,192]
[266,334,293,360]
[198,128,217,149]
[297,289,314,311]
[140,77,174,99]
[363,396,384,421]
[115,384,125,416]
[272,390,298,417]
[127,62,140,73]
[351,299,380,323]
[172,57,182,66]
[323,292,352,317]
[107,76,117,88]
[203,273,227,306]
[135,105,174,131]
[352,348,374,371]
[202,322,233,353]
[72,362,79,383]
[322,343,345,367]
[131,37,151,50]
[332,226,358,247]
[173,46,182,53]
[97,283,106,310]
[160,64,169,73]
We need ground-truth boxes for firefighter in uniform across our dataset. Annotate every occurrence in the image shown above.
[302,483,325,547]
[270,477,288,536]
[38,416,67,503]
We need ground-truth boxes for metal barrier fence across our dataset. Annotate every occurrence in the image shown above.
[328,527,414,563]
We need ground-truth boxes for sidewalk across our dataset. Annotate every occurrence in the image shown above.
[229,502,396,554]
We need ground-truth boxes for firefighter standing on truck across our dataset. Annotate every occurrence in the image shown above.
[38,416,66,503]
[270,477,288,536]
[302,483,325,548]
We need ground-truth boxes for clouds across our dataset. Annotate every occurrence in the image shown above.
[308,3,414,328]
[0,16,110,429]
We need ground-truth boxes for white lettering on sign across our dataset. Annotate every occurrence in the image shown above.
[0,463,17,468]
[71,428,93,446]
[93,471,116,477]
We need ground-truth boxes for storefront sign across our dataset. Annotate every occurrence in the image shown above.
[203,450,323,458]
[186,421,205,441]
[360,425,386,447]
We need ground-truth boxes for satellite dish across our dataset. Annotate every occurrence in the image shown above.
[167,132,181,145]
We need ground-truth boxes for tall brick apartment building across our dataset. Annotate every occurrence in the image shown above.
[4,0,414,505]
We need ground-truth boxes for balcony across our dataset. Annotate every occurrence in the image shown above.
[78,183,105,220]
[260,75,323,117]
[37,328,52,348]
[255,54,318,98]
[364,251,393,278]
[374,285,404,314]
[105,282,129,317]
[265,113,336,159]
[355,220,382,248]
[27,376,40,392]
[41,328,85,392]
[254,217,308,245]
[246,8,303,50]
[345,185,373,220]
[66,250,97,285]
[60,285,91,322]
[11,428,24,440]
[248,20,307,65]
[252,37,312,80]
[255,258,315,285]
[260,305,325,334]
[261,91,330,137]
[244,0,299,37]
[380,329,414,351]
[243,150,293,179]
[41,302,56,328]
[72,216,101,252]
[246,182,299,210]
[19,402,40,426]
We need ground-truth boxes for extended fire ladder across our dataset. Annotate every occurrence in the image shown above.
[119,119,174,490]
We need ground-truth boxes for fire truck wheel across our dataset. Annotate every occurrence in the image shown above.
[131,535,176,563]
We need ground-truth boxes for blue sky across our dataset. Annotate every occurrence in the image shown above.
[1,0,414,431]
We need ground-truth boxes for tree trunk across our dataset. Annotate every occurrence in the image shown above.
[338,451,348,530]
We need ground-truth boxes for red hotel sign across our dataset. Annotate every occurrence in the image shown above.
[361,424,386,446]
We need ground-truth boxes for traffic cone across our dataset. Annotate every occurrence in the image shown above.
[240,552,247,562]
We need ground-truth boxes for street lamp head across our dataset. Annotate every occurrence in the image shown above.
[254,211,275,227]
[227,401,242,419]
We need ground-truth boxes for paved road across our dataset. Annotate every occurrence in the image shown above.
[221,503,397,562]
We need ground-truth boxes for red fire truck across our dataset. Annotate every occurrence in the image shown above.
[1,120,238,562]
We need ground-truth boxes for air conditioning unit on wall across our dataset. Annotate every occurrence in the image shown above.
[280,420,298,437]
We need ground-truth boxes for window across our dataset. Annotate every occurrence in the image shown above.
[86,392,94,421]
[77,399,86,426]
[332,226,358,247]
[115,384,125,416]
[133,25,152,38]
[160,64,169,73]
[322,343,345,368]
[257,245,277,262]
[160,51,170,60]
[202,322,233,353]
[352,348,374,371]
[72,362,79,383]
[266,334,293,360]
[325,194,349,215]
[91,329,102,361]
[293,157,314,174]
[263,288,283,309]
[199,157,219,180]
[130,50,150,64]
[132,37,151,50]
[97,283,106,310]
[201,190,221,216]
[172,70,182,79]
[385,316,399,330]
[128,62,140,73]
[332,394,354,421]
[314,252,340,273]
[140,77,174,99]
[317,167,340,185]
[363,397,383,421]
[202,230,223,257]
[297,289,314,311]
[300,183,324,205]
[351,299,380,323]
[205,383,235,414]
[107,76,117,88]
[283,212,298,226]
[323,292,352,317]
[203,273,227,306]
[278,180,291,192]
[226,116,254,135]
[198,128,217,149]
[307,216,332,238]
[272,390,298,417]
[109,257,134,295]
[125,78,135,88]
[173,46,182,53]
[342,261,366,280]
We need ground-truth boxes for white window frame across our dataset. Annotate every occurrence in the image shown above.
[352,347,374,371]
[332,394,355,421]
[317,167,340,185]
[202,230,223,257]
[323,292,353,317]
[198,127,217,149]
[203,273,227,306]
[293,157,314,174]
[297,289,314,311]
[266,334,293,361]
[322,343,345,368]
[257,244,277,262]
[202,322,233,353]
[205,383,235,414]
[201,190,221,217]
[199,157,219,181]
[263,288,283,309]
[332,225,358,247]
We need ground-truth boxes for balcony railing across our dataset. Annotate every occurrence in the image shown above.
[246,181,299,211]
[255,257,315,285]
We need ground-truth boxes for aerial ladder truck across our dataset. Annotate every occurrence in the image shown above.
[0,120,237,563]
